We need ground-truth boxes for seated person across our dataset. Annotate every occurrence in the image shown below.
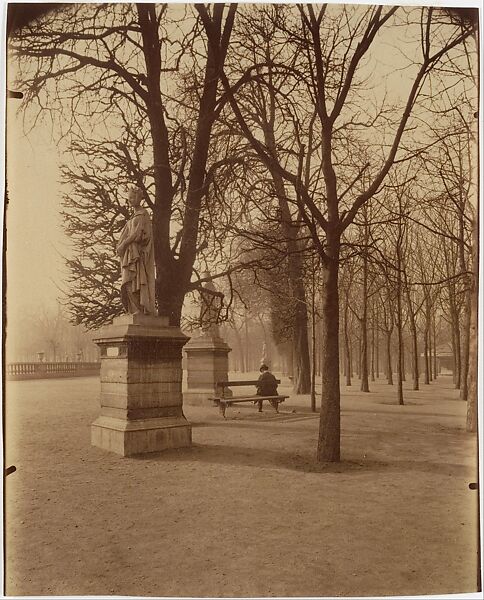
[255,364,278,412]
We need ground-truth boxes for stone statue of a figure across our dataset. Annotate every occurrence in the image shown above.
[199,272,222,337]
[116,186,156,315]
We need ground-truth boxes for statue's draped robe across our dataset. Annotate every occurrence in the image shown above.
[118,207,155,315]
[199,283,221,337]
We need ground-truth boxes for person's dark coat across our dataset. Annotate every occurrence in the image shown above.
[256,371,278,396]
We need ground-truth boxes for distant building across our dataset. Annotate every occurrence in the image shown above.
[420,344,454,374]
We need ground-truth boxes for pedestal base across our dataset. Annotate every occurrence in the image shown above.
[91,415,191,457]
[184,332,232,406]
[92,313,191,457]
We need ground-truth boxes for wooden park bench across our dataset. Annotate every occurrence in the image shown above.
[212,379,289,418]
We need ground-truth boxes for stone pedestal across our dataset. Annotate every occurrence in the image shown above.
[91,314,192,456]
[183,332,231,405]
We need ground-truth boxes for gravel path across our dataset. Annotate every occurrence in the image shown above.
[3,374,479,597]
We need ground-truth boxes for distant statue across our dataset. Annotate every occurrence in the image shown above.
[199,272,222,337]
[260,342,268,368]
[116,186,156,315]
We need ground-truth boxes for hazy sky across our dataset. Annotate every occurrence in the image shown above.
[6,106,68,316]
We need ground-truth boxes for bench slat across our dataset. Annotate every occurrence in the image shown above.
[212,395,289,418]
[217,379,281,387]
[214,396,288,402]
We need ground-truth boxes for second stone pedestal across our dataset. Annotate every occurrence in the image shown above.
[91,314,192,456]
[183,333,231,405]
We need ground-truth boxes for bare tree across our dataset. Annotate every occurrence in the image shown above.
[10,3,237,326]
[215,5,472,460]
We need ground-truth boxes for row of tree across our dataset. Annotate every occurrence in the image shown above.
[10,3,478,461]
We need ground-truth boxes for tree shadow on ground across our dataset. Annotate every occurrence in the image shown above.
[132,443,381,473]
[191,404,465,425]
[342,406,467,419]
[192,411,320,429]
[132,443,475,478]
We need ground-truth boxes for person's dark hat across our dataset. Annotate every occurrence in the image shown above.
[260,364,269,372]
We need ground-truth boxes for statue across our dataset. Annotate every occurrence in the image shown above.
[199,272,222,337]
[116,186,156,315]
[260,342,268,368]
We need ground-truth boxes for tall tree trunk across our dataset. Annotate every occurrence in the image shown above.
[423,302,431,384]
[397,336,404,404]
[466,216,478,432]
[405,286,419,390]
[432,313,438,380]
[396,262,404,405]
[423,330,430,384]
[360,223,370,392]
[317,239,341,462]
[449,291,462,388]
[310,255,317,412]
[386,331,394,385]
[450,319,457,383]
[357,337,361,379]
[370,305,375,382]
[350,338,354,378]
[402,342,407,381]
[316,321,322,377]
[375,307,380,378]
[292,299,312,393]
[460,290,471,401]
[454,312,462,388]
[343,333,348,379]
[344,295,352,386]
[458,180,471,399]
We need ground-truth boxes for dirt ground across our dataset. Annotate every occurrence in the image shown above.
[3,373,479,597]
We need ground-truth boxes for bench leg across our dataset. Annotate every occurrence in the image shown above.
[219,403,226,418]
[269,399,279,413]
[257,399,263,412]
